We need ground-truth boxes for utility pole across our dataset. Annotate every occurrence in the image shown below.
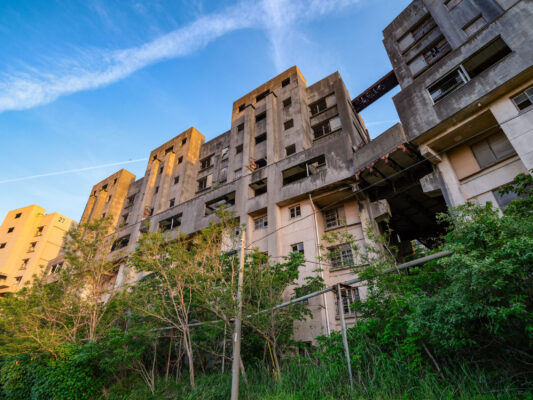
[231,229,246,400]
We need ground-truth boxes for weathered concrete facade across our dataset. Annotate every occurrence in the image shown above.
[383,0,533,208]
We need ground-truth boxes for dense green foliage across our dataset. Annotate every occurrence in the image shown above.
[0,173,530,399]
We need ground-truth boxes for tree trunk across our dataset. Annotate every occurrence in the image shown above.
[183,329,195,389]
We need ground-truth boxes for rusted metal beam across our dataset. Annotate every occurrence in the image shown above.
[352,71,399,113]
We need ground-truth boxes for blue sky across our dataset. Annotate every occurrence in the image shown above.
[0,0,411,222]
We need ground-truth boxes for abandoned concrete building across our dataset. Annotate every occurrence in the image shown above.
[46,0,533,343]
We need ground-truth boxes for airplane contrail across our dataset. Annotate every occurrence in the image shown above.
[0,158,147,184]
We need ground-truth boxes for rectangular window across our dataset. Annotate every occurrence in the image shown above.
[169,198,175,207]
[329,243,354,269]
[256,112,266,123]
[283,97,292,108]
[20,259,29,270]
[235,169,242,179]
[126,194,136,207]
[174,176,180,184]
[165,146,174,155]
[219,167,228,183]
[113,178,117,185]
[471,131,515,169]
[463,15,486,36]
[107,195,112,202]
[159,213,182,232]
[35,226,44,236]
[312,116,341,139]
[154,186,159,194]
[0,243,6,249]
[255,133,267,144]
[289,205,301,219]
[250,178,267,197]
[511,86,533,111]
[197,174,213,192]
[285,144,296,156]
[253,158,267,169]
[181,138,187,146]
[221,147,229,160]
[323,206,345,229]
[7,227,14,233]
[284,119,294,130]
[256,90,270,102]
[178,156,183,164]
[291,242,304,255]
[50,262,63,274]
[205,192,236,216]
[159,166,164,174]
[282,77,290,87]
[282,155,326,185]
[236,144,243,154]
[15,213,22,219]
[237,123,244,132]
[15,276,22,285]
[121,213,129,226]
[200,156,213,170]
[254,215,268,230]
[336,287,360,316]
[28,242,37,252]
[310,98,327,115]
[428,37,511,103]
[238,104,245,112]
[111,235,130,251]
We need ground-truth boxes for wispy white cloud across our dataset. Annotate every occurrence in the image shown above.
[0,0,362,113]
[364,119,399,127]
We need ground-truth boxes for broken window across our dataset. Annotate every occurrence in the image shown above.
[254,215,268,230]
[255,133,267,144]
[235,169,242,179]
[20,259,29,270]
[471,131,515,169]
[159,213,182,232]
[250,178,267,197]
[284,119,294,130]
[7,227,14,233]
[328,243,354,269]
[237,123,244,132]
[200,155,213,170]
[511,86,533,111]
[15,213,21,219]
[252,158,267,169]
[205,192,236,216]
[323,206,345,230]
[107,195,112,202]
[126,194,136,208]
[111,235,130,251]
[282,77,290,87]
[102,184,108,190]
[428,37,511,103]
[27,242,37,253]
[113,178,117,185]
[238,104,245,112]
[197,174,212,192]
[291,242,304,255]
[120,213,129,226]
[309,98,327,115]
[165,146,174,155]
[283,97,292,108]
[221,147,229,160]
[235,144,243,154]
[0,243,6,249]
[35,226,44,236]
[256,90,270,102]
[289,204,301,219]
[285,144,296,156]
[174,176,180,184]
[50,262,63,274]
[282,154,326,185]
[169,198,175,207]
[336,286,360,316]
[178,156,183,164]
[15,276,22,285]
[312,116,341,139]
[219,167,228,183]
[181,138,187,146]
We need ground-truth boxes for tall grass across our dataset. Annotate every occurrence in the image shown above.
[106,358,531,400]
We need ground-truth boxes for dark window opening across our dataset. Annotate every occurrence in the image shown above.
[165,146,174,155]
[200,156,213,170]
[120,214,128,226]
[178,156,183,164]
[511,86,533,111]
[35,226,44,236]
[312,117,341,139]
[282,77,290,87]
[254,215,268,230]
[236,144,243,154]
[0,243,6,249]
[336,287,360,316]
[250,178,267,197]
[111,235,130,251]
[283,97,292,108]
[169,198,175,207]
[256,112,267,123]
[50,262,63,274]
[159,213,182,232]
[285,144,296,156]
[15,213,22,219]
[423,38,451,65]
[284,119,294,130]
[324,206,345,230]
[28,242,37,252]
[256,90,270,102]
[20,258,29,270]
[237,123,244,132]
[471,131,515,169]
[255,133,267,144]
[155,186,159,194]
[174,176,180,184]
[205,192,236,216]
[238,104,245,112]
[291,242,304,255]
[7,227,14,233]
[113,178,117,185]
[152,155,157,161]
[253,158,267,169]
[282,154,326,185]
[102,184,108,190]
[126,194,136,208]
[310,98,327,115]
[328,243,354,269]
[159,166,164,174]
[182,138,187,146]
[197,176,211,192]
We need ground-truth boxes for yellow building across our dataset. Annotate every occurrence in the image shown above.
[0,205,74,295]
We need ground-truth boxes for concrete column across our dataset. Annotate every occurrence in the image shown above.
[435,153,466,207]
